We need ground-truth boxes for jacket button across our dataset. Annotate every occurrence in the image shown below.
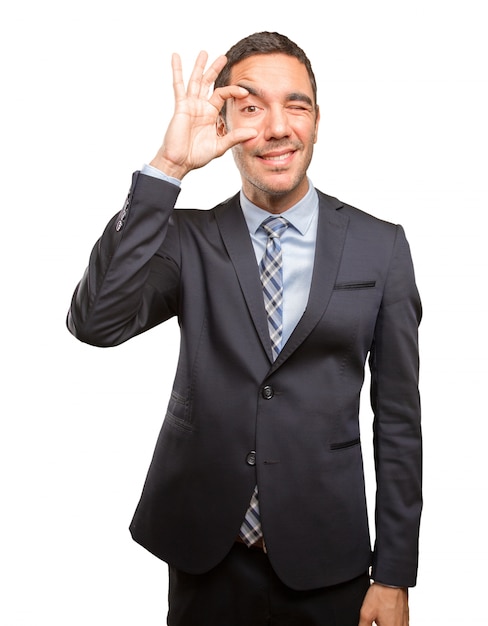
[246,451,256,466]
[262,385,274,400]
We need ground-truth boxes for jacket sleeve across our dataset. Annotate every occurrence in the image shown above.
[369,224,422,588]
[67,172,181,347]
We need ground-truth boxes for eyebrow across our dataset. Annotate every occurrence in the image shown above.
[237,83,314,108]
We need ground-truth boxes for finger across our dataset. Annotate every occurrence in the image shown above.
[201,54,228,90]
[218,127,258,154]
[210,85,250,112]
[171,53,185,101]
[187,50,209,97]
[357,614,372,626]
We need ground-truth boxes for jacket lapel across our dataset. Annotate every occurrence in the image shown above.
[216,190,350,367]
[215,194,274,360]
[271,191,349,369]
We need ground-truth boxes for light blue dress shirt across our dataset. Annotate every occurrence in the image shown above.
[141,164,318,347]
[238,185,318,346]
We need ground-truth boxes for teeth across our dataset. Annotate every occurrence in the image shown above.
[263,152,292,161]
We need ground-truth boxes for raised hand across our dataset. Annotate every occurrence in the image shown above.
[150,51,257,180]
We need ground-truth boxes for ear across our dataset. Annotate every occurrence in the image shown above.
[216,113,227,137]
[313,105,320,144]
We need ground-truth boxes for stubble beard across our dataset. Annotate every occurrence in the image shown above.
[233,139,314,201]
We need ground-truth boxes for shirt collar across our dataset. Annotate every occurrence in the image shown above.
[239,179,319,236]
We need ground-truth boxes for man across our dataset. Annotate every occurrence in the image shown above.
[67,32,421,626]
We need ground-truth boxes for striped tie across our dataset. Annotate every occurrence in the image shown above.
[259,216,289,360]
[238,216,289,548]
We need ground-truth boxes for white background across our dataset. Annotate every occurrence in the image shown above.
[1,0,486,623]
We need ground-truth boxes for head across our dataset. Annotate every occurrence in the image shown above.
[215,32,320,213]
[215,32,317,118]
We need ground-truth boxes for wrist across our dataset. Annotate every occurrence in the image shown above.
[149,154,189,181]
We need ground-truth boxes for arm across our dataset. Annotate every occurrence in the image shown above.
[67,51,257,346]
[360,225,422,624]
[67,173,182,346]
[369,225,422,586]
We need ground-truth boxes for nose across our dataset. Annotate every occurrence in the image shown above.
[264,105,291,141]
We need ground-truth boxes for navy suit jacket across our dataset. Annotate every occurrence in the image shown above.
[67,172,422,590]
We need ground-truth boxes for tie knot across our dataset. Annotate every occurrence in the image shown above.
[261,216,289,239]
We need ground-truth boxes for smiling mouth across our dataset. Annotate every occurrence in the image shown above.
[258,151,295,162]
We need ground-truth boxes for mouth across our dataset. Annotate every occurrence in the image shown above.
[257,150,296,165]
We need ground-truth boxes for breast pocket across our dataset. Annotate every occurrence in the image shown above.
[322,279,379,352]
[333,281,376,291]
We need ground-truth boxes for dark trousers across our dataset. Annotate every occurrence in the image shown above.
[167,542,370,626]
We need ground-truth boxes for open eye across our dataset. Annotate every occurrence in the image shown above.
[242,105,260,114]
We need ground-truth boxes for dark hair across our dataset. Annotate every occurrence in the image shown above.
[215,32,317,115]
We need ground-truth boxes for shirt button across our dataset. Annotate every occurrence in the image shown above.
[246,451,256,466]
[262,385,274,400]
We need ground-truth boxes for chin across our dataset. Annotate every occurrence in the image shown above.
[259,175,304,196]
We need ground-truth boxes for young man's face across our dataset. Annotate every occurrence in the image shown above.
[219,53,320,213]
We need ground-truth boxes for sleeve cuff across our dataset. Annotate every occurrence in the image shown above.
[371,580,407,589]
[141,163,182,187]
